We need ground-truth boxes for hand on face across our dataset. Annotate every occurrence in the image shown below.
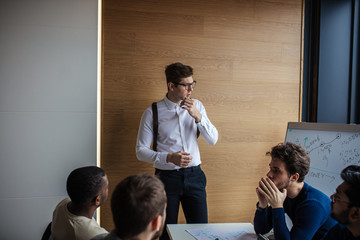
[257,177,287,208]
[181,97,202,122]
[256,186,269,209]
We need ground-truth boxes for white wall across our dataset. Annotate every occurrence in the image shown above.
[0,0,98,239]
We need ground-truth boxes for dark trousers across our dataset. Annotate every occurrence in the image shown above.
[156,165,208,240]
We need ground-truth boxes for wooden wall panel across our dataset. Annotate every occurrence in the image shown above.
[101,0,303,230]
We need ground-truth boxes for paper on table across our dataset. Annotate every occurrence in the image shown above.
[185,226,257,240]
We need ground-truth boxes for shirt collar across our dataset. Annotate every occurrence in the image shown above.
[164,95,181,110]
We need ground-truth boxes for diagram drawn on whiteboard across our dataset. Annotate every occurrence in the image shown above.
[285,122,360,196]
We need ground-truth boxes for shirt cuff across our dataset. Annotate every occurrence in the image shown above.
[159,152,168,165]
[256,202,268,212]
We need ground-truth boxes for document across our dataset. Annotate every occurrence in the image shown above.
[185,226,257,240]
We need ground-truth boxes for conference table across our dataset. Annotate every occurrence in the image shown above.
[166,222,261,240]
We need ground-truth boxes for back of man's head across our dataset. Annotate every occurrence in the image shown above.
[267,142,310,182]
[66,166,106,207]
[341,165,360,207]
[111,173,167,239]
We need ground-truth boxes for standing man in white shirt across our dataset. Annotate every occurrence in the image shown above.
[136,62,218,240]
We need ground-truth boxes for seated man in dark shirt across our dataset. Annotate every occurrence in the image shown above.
[254,142,337,240]
[324,165,360,240]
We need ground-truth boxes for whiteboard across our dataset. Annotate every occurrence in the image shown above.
[285,122,360,197]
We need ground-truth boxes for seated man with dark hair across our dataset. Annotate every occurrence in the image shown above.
[324,165,360,240]
[100,173,167,240]
[254,142,337,240]
[51,166,109,240]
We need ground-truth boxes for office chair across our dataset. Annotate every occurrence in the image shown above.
[41,222,52,240]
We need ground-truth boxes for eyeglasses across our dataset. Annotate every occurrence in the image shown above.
[173,80,196,90]
[331,193,352,204]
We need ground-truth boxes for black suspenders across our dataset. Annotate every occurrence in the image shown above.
[152,102,158,151]
[151,101,200,152]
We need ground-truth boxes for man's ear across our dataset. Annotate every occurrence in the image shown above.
[94,195,101,207]
[290,173,300,182]
[350,207,360,222]
[168,82,175,91]
[151,215,161,231]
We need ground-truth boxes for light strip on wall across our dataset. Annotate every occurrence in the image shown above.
[96,0,102,225]
[96,0,102,171]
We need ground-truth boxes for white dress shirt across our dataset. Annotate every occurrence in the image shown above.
[136,96,218,170]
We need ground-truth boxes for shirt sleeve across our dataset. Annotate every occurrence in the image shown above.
[196,100,218,145]
[272,208,290,240]
[287,200,333,240]
[254,204,273,235]
[135,108,168,165]
[271,200,332,240]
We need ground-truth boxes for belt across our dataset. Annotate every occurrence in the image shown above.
[156,165,201,172]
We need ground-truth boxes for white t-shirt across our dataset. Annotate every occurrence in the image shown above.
[51,198,108,240]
